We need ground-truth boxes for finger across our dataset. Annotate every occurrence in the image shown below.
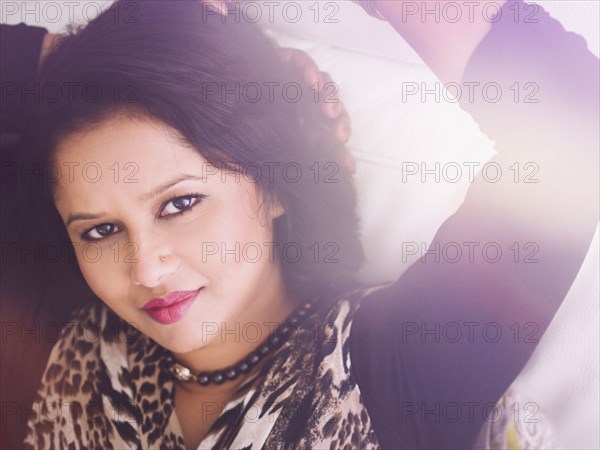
[277,48,295,64]
[320,71,337,95]
[339,149,357,174]
[283,48,321,87]
[320,72,342,119]
[334,109,352,144]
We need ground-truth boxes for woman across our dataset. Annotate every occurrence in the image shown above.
[20,0,598,449]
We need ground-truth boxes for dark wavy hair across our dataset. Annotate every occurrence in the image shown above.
[25,0,365,305]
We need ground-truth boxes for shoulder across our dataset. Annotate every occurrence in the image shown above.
[310,280,397,362]
[47,302,105,369]
[324,280,397,334]
[29,300,123,400]
[23,301,137,449]
[26,298,137,412]
[322,280,396,314]
[48,300,119,365]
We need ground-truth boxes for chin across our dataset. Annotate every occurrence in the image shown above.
[154,329,210,355]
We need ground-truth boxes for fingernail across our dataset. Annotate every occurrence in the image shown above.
[279,51,292,63]
[343,123,352,141]
[349,155,356,173]
[318,73,327,88]
[326,101,341,119]
[304,67,320,87]
[332,101,342,116]
[335,122,350,143]
[340,151,356,174]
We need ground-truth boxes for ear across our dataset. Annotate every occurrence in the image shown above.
[269,195,285,220]
[256,186,285,230]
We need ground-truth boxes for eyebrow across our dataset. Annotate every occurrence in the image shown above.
[138,174,207,203]
[65,174,206,228]
[66,212,105,228]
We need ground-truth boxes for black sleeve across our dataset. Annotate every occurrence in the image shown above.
[348,1,599,449]
[0,23,47,143]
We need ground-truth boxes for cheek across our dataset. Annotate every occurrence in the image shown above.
[78,262,107,299]
[175,196,273,270]
[174,214,260,266]
[75,250,123,305]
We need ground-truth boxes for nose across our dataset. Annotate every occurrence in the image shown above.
[129,236,179,288]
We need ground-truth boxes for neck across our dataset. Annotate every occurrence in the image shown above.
[173,355,271,396]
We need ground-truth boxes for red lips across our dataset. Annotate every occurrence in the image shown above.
[142,288,201,325]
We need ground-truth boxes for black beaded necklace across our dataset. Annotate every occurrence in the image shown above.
[166,297,317,386]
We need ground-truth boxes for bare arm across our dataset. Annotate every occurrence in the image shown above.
[376,0,507,84]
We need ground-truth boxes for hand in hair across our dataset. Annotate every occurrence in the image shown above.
[200,0,356,173]
[277,47,356,173]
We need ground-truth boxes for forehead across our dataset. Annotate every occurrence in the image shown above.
[52,116,209,201]
[54,116,204,172]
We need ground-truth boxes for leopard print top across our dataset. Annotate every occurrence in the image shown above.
[23,284,553,449]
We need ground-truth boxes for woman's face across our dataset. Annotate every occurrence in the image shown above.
[52,115,288,356]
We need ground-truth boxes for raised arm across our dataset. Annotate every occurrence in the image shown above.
[375,0,507,84]
[349,1,599,448]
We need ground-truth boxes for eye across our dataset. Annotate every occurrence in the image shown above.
[159,193,207,218]
[80,193,207,242]
[81,223,121,242]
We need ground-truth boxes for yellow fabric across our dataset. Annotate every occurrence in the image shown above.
[506,422,522,450]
